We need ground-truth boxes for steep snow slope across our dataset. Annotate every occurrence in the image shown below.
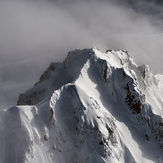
[1,48,163,163]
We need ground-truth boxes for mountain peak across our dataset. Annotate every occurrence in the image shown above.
[4,48,162,163]
[17,48,137,105]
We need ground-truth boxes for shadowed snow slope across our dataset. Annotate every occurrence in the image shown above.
[1,48,163,163]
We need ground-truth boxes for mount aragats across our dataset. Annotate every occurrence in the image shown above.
[1,48,163,163]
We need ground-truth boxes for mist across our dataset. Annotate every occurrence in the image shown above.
[0,0,163,108]
[1,0,163,72]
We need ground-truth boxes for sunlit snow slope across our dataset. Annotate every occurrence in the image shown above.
[1,48,163,163]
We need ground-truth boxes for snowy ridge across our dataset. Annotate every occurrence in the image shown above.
[1,48,163,163]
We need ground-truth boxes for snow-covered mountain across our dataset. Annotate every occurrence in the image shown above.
[1,48,163,163]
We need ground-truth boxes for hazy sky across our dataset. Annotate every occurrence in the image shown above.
[0,0,163,73]
[0,0,163,108]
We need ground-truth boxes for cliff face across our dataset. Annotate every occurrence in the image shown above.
[1,48,163,163]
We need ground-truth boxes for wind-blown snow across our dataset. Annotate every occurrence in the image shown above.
[1,48,163,163]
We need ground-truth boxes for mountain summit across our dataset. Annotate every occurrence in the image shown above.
[1,48,163,163]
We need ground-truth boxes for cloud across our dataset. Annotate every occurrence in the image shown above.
[1,0,163,108]
[1,0,163,74]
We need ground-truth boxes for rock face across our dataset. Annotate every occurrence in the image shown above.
[1,48,163,163]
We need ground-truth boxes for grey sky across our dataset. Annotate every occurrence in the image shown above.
[0,0,163,73]
[0,0,163,108]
